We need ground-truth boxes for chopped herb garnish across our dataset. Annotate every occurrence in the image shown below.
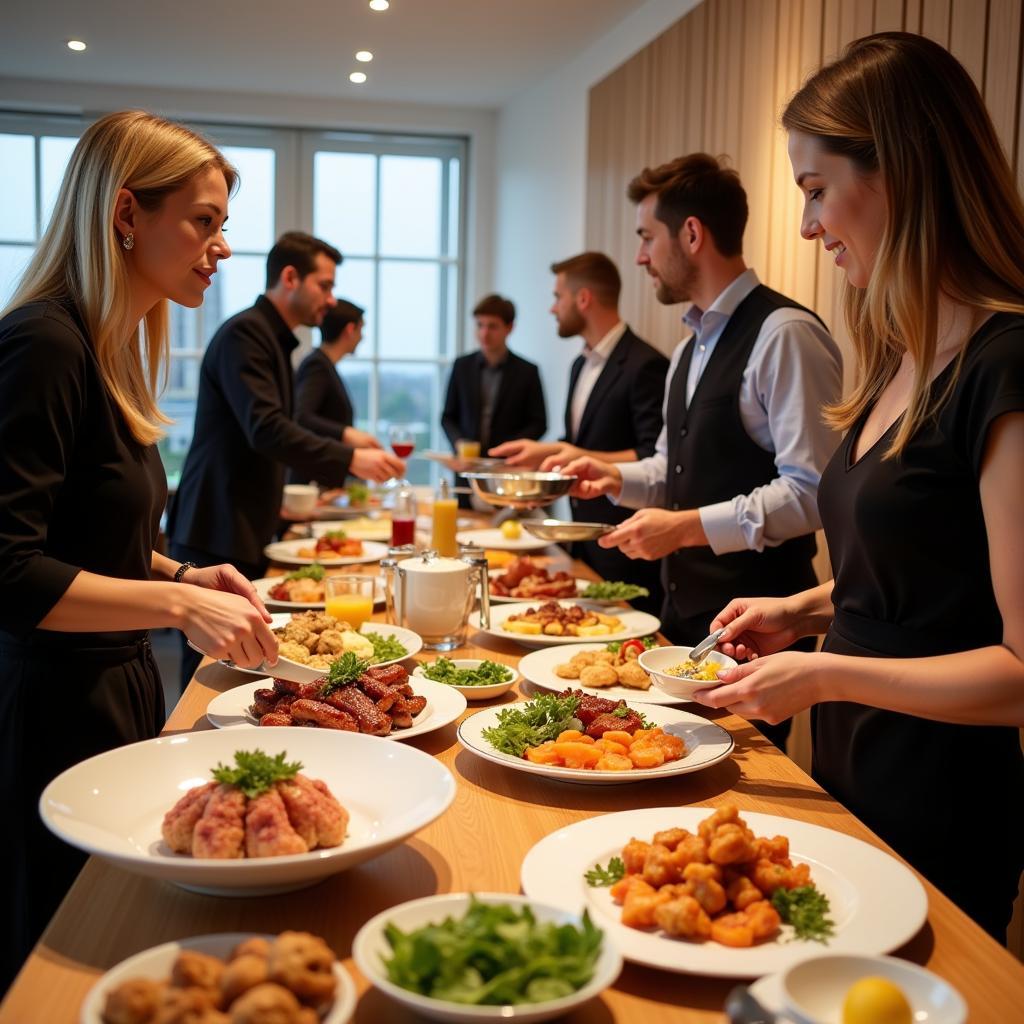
[421,658,512,687]
[611,704,653,728]
[320,651,371,695]
[322,529,348,541]
[211,749,302,798]
[584,856,625,887]
[771,885,835,943]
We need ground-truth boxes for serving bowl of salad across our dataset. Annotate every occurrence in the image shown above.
[412,658,518,700]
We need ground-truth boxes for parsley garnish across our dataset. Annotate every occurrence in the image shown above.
[322,529,348,541]
[771,885,835,943]
[320,651,371,695]
[211,749,302,798]
[581,581,650,601]
[481,693,582,757]
[584,856,625,887]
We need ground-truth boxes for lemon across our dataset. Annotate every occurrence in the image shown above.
[500,519,522,540]
[842,976,913,1024]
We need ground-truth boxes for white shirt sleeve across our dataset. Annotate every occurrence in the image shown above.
[698,310,843,554]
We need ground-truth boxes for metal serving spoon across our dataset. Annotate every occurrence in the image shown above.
[689,627,725,666]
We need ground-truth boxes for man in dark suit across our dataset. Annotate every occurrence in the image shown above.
[168,232,404,689]
[441,294,547,505]
[491,253,667,613]
[290,299,382,473]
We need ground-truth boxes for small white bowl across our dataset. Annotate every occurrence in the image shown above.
[412,659,518,700]
[283,483,319,516]
[781,954,967,1024]
[638,645,737,700]
[352,892,621,1023]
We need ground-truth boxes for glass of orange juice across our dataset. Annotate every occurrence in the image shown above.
[324,575,375,630]
[456,438,481,460]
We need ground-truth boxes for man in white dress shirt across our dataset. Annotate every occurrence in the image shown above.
[557,154,843,748]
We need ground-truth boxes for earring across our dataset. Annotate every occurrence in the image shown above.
[122,232,134,251]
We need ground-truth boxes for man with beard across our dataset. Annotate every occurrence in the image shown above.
[557,155,842,750]
[491,252,667,614]
[168,231,404,689]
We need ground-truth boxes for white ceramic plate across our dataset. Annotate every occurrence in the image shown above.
[352,892,622,1023]
[41,727,457,897]
[518,643,686,705]
[79,933,357,1024]
[458,703,733,785]
[469,601,661,648]
[207,674,467,740]
[455,527,552,553]
[487,568,590,604]
[251,574,385,612]
[197,619,423,682]
[313,518,392,541]
[521,807,928,978]
[411,659,518,701]
[263,538,389,566]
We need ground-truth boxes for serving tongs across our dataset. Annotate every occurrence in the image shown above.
[689,628,725,666]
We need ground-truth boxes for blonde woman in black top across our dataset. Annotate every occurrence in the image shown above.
[0,111,279,985]
[696,33,1024,940]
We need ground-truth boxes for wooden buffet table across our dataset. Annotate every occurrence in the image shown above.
[4,546,1024,1022]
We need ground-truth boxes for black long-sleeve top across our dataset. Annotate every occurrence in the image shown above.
[167,296,353,566]
[294,346,353,439]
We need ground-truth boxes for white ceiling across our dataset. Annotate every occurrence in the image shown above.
[5,0,651,109]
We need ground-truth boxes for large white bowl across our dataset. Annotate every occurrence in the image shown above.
[352,892,621,1023]
[40,727,456,897]
[781,954,967,1024]
[80,933,357,1024]
[638,644,737,699]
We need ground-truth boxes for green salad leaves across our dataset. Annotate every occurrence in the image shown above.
[211,749,302,798]
[771,885,835,943]
[580,581,650,601]
[382,897,603,1005]
[366,632,408,663]
[480,694,582,757]
[422,658,512,687]
[284,563,325,582]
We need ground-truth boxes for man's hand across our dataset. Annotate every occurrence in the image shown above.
[351,448,405,482]
[599,508,707,560]
[487,439,560,468]
[343,426,382,449]
[537,443,583,472]
[556,455,622,500]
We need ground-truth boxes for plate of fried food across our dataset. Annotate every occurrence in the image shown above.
[488,557,587,603]
[82,931,357,1024]
[468,600,660,647]
[264,536,389,566]
[252,566,384,611]
[521,804,928,978]
[40,729,456,896]
[206,659,467,741]
[518,639,724,705]
[458,689,733,786]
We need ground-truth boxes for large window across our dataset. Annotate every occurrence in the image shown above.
[0,114,466,486]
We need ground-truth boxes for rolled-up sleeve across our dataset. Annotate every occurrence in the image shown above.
[0,313,85,630]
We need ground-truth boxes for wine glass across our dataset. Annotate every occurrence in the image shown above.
[387,424,415,488]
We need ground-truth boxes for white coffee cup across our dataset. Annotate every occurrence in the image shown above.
[283,483,318,516]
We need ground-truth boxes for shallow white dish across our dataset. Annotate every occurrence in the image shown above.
[351,892,622,1023]
[455,527,552,553]
[521,807,928,978]
[79,932,357,1024]
[312,517,392,541]
[41,727,456,897]
[263,537,389,566]
[207,674,467,739]
[458,703,733,785]
[469,600,661,648]
[518,643,687,705]
[412,659,518,701]
[197,618,423,682]
[639,645,737,699]
[252,574,384,612]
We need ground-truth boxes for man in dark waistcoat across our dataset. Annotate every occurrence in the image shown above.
[490,253,667,615]
[168,232,404,690]
[560,155,842,750]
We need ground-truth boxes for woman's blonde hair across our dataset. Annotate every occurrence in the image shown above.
[2,110,237,445]
[783,32,1024,457]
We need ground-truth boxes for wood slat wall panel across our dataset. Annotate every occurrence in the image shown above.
[585,0,1024,954]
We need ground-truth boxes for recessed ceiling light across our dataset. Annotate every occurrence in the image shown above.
[67,39,87,52]
[356,50,373,63]
[349,71,368,84]
[369,0,389,11]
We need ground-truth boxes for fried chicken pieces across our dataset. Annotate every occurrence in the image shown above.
[101,932,336,1024]
[609,804,812,947]
[161,775,348,860]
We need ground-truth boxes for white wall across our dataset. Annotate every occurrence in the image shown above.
[492,0,701,438]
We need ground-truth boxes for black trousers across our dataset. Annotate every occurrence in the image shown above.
[168,543,266,695]
[658,604,816,751]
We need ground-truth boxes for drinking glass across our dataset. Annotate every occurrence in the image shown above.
[387,424,415,488]
[324,575,376,630]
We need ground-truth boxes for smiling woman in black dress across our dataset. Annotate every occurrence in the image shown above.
[694,33,1024,942]
[0,111,281,988]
